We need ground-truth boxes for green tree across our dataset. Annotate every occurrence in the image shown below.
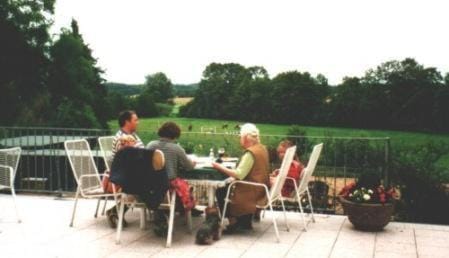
[270,71,329,124]
[0,0,55,125]
[48,19,108,128]
[144,72,173,102]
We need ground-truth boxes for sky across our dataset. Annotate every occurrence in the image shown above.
[51,0,449,85]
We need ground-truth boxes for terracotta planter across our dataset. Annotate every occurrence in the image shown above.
[339,196,394,231]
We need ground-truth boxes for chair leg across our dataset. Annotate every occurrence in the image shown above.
[220,186,233,229]
[297,196,308,232]
[70,188,80,227]
[166,191,176,248]
[279,198,289,232]
[10,186,21,223]
[186,210,193,233]
[306,189,315,223]
[140,207,147,230]
[115,195,126,244]
[268,201,280,243]
[94,199,101,218]
[101,196,108,216]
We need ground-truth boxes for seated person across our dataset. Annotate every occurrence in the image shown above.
[270,140,305,198]
[213,123,270,233]
[105,135,138,228]
[147,122,202,216]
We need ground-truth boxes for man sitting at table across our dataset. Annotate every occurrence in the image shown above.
[147,121,203,216]
[213,123,270,233]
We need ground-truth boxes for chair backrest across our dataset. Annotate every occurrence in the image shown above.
[269,145,297,200]
[0,147,21,187]
[98,136,115,171]
[64,139,101,194]
[297,143,323,194]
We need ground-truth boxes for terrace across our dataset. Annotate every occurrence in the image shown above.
[2,194,449,258]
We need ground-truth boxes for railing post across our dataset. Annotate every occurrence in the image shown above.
[384,137,391,187]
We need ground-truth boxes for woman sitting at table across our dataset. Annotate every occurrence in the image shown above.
[213,123,270,233]
[147,121,203,216]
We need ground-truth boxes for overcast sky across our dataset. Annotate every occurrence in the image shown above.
[52,0,449,85]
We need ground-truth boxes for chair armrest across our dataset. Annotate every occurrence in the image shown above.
[285,176,299,188]
[228,180,271,196]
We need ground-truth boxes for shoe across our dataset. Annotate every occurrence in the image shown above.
[106,209,128,228]
[106,210,117,228]
[222,223,250,235]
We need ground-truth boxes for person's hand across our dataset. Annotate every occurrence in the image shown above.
[269,176,276,186]
[212,162,222,171]
[191,160,197,167]
[272,169,280,176]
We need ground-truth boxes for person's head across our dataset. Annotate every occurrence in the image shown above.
[239,123,260,149]
[118,110,139,133]
[277,140,295,160]
[158,122,181,140]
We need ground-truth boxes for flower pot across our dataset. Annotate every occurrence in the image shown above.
[338,196,394,231]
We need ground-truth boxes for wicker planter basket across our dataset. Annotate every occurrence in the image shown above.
[338,196,394,231]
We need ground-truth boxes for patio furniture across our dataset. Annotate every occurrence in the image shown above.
[97,136,116,216]
[0,147,22,223]
[64,139,121,227]
[284,143,323,231]
[220,146,297,243]
[99,136,151,231]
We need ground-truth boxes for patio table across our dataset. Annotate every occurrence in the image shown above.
[181,158,236,207]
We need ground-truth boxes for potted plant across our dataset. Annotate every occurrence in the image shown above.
[338,173,400,231]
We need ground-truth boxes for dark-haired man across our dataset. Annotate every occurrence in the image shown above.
[107,110,144,228]
[112,110,144,158]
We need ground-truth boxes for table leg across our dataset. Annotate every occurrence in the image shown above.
[208,186,215,207]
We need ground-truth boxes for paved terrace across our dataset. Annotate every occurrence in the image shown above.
[1,194,449,258]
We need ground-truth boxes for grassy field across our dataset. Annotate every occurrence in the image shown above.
[108,116,449,167]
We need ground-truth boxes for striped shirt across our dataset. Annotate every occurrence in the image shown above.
[111,130,144,159]
[146,139,194,179]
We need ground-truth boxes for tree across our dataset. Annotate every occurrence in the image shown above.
[0,0,55,125]
[181,63,251,118]
[48,19,108,128]
[270,71,329,124]
[144,72,173,102]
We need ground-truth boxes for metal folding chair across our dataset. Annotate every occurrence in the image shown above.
[0,147,22,223]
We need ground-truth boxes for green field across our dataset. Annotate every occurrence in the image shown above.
[108,116,449,167]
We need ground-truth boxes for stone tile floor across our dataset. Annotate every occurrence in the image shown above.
[1,193,449,258]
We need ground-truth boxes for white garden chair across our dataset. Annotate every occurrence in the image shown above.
[0,147,22,223]
[284,143,323,231]
[98,136,116,216]
[220,146,297,243]
[65,139,121,227]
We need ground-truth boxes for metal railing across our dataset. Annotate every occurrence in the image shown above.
[0,126,390,214]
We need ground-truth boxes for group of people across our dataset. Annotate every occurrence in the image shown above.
[105,110,305,235]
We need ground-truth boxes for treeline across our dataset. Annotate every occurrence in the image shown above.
[1,1,108,128]
[181,61,449,133]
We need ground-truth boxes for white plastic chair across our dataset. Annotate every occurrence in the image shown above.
[284,143,323,231]
[220,146,297,242]
[65,139,121,227]
[98,136,116,216]
[0,147,22,223]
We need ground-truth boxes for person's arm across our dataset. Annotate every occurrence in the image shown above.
[177,145,195,171]
[212,152,254,180]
